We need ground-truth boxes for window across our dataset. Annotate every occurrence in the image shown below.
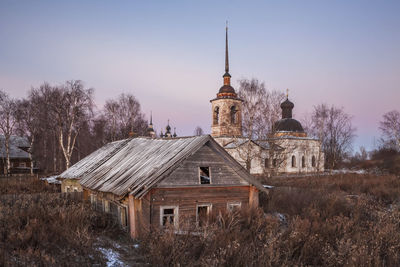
[291,156,296,167]
[199,167,210,184]
[66,186,71,192]
[273,159,277,167]
[160,206,178,228]
[227,202,241,212]
[20,162,26,168]
[264,158,269,168]
[73,187,78,192]
[197,204,211,227]
[90,194,97,206]
[302,156,305,168]
[214,107,219,125]
[312,156,316,167]
[119,206,128,227]
[103,200,110,213]
[230,106,237,124]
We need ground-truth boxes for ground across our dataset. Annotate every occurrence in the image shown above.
[1,173,400,266]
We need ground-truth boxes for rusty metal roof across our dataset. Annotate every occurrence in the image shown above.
[79,135,266,198]
[59,139,130,179]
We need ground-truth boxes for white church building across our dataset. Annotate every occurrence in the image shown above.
[210,27,324,176]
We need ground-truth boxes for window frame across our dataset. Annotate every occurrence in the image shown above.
[312,156,316,167]
[196,204,212,227]
[160,205,179,228]
[230,106,237,124]
[199,167,211,184]
[214,106,220,125]
[119,206,128,228]
[227,202,242,212]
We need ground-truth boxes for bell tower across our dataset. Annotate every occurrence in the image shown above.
[210,25,242,137]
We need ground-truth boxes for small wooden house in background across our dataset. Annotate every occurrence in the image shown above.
[66,135,265,239]
[0,135,32,175]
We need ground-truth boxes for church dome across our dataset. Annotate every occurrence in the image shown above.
[274,118,305,133]
[280,98,294,109]
[219,85,236,94]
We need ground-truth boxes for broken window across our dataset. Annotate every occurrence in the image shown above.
[197,204,211,227]
[199,167,210,184]
[160,206,178,228]
[227,202,241,212]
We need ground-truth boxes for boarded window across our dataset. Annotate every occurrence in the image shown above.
[302,156,305,168]
[312,156,316,167]
[291,156,296,167]
[199,167,210,184]
[160,206,178,228]
[197,204,211,227]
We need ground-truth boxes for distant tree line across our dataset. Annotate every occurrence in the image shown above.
[0,80,147,175]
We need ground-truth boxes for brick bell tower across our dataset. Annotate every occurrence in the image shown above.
[210,25,243,137]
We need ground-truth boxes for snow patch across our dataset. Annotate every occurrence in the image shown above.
[98,247,125,267]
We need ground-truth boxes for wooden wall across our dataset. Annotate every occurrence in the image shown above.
[148,186,253,229]
[158,143,249,187]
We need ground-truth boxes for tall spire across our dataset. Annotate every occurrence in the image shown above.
[225,21,229,75]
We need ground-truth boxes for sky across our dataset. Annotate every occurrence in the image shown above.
[0,0,399,152]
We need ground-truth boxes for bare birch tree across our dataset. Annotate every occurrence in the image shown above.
[103,93,147,141]
[307,104,356,170]
[379,110,400,151]
[15,98,39,175]
[236,78,286,173]
[0,90,17,175]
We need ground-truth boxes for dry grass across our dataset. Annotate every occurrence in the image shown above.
[0,178,126,266]
[141,174,400,266]
[0,176,59,194]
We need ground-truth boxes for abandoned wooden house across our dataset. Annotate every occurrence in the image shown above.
[65,135,265,238]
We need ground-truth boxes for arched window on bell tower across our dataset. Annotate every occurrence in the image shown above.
[230,106,237,124]
[214,107,219,125]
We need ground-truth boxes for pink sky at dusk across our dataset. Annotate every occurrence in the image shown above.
[1,1,399,152]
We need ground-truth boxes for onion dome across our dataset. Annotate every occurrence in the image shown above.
[273,91,306,135]
[274,118,305,133]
